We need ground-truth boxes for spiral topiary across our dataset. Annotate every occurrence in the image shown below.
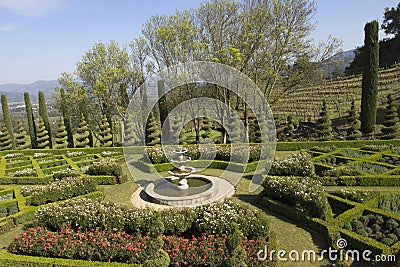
[0,124,12,150]
[15,120,30,149]
[75,115,90,148]
[99,115,112,147]
[36,116,50,149]
[55,117,68,149]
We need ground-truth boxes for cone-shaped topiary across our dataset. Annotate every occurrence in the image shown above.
[381,94,400,139]
[0,124,12,150]
[123,113,138,146]
[55,117,68,149]
[75,115,90,148]
[99,115,113,147]
[145,111,161,146]
[283,116,295,141]
[15,121,30,149]
[36,117,50,149]
[201,117,213,140]
[347,100,362,140]
[316,100,332,140]
[60,88,74,148]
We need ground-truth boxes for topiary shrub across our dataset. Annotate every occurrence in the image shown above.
[385,218,399,231]
[268,152,315,177]
[143,249,170,267]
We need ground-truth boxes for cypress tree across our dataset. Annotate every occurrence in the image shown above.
[75,115,90,148]
[381,94,400,139]
[99,115,113,147]
[60,88,74,148]
[38,91,52,147]
[15,121,30,149]
[55,117,68,149]
[347,100,362,140]
[24,92,37,148]
[201,117,213,140]
[316,100,332,140]
[0,124,12,150]
[360,20,379,134]
[145,111,161,146]
[1,94,14,148]
[36,116,50,149]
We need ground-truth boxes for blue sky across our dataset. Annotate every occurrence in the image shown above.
[0,0,398,84]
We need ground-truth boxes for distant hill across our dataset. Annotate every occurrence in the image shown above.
[321,49,356,75]
[0,80,59,102]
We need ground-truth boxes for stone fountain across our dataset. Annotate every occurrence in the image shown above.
[167,146,195,190]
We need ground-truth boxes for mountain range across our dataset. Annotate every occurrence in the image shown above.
[0,80,59,102]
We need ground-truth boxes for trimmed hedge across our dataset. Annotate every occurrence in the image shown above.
[0,249,141,267]
[276,140,400,151]
[319,175,400,186]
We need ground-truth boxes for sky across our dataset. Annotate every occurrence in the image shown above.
[0,0,398,84]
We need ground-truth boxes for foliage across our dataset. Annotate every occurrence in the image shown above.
[348,162,391,175]
[310,145,337,153]
[361,144,391,152]
[33,152,53,158]
[321,166,364,177]
[13,168,37,177]
[55,117,69,149]
[4,153,24,158]
[85,158,122,177]
[347,100,362,140]
[145,111,161,146]
[282,116,295,141]
[36,116,50,149]
[24,92,37,149]
[378,194,400,215]
[330,189,379,203]
[66,151,85,158]
[336,148,370,158]
[99,115,113,147]
[382,3,400,36]
[263,176,331,219]
[1,94,14,148]
[360,20,379,134]
[381,94,400,139]
[268,152,315,177]
[21,177,97,205]
[59,88,75,148]
[0,124,13,150]
[38,91,52,148]
[315,100,332,140]
[15,121,30,149]
[75,115,90,148]
[52,168,81,180]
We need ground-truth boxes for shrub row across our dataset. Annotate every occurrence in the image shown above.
[21,177,97,206]
[268,152,315,176]
[262,176,332,219]
[276,140,400,151]
[35,198,270,240]
[318,175,400,186]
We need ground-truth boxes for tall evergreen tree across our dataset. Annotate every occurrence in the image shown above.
[36,116,50,149]
[55,117,68,149]
[60,88,74,148]
[38,91,52,147]
[24,92,37,148]
[99,115,113,147]
[15,121,30,149]
[381,94,400,139]
[145,111,161,146]
[201,117,213,140]
[316,100,332,140]
[360,20,379,134]
[0,124,12,150]
[75,115,90,148]
[347,100,362,140]
[1,94,14,148]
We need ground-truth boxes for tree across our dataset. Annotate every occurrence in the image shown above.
[347,100,362,140]
[226,115,242,143]
[60,88,74,148]
[201,117,213,140]
[381,94,400,139]
[38,91,52,147]
[75,115,90,148]
[382,3,400,36]
[55,117,68,149]
[99,115,113,147]
[15,121,30,149]
[0,125,12,150]
[360,21,379,134]
[24,92,37,148]
[316,101,332,140]
[145,111,161,146]
[1,94,14,148]
[282,116,295,141]
[36,117,50,149]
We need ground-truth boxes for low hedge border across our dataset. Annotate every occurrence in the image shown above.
[276,140,400,151]
[319,175,400,186]
[0,249,142,267]
[0,177,53,185]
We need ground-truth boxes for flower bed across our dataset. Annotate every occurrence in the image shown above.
[263,176,331,219]
[378,193,400,215]
[21,177,97,205]
[329,189,379,203]
[13,168,37,177]
[268,152,314,177]
[85,158,122,178]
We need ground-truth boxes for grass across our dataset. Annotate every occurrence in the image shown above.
[0,225,24,250]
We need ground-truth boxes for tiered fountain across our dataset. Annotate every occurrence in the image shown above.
[144,146,234,207]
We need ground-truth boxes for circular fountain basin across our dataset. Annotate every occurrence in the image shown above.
[145,175,217,206]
